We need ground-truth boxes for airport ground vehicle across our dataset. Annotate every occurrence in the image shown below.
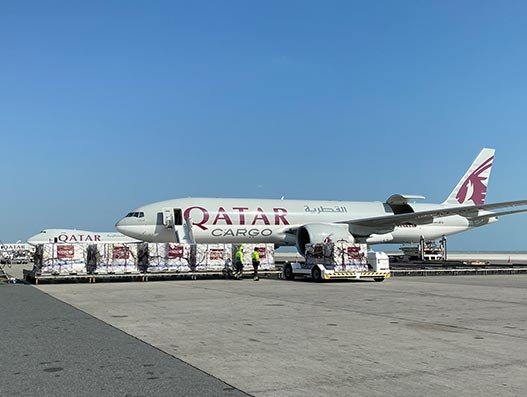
[395,236,447,262]
[283,243,390,282]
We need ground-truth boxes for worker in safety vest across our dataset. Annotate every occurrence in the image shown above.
[251,247,260,281]
[234,246,244,279]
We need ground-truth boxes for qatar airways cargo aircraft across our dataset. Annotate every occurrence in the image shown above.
[116,148,527,254]
[27,229,140,246]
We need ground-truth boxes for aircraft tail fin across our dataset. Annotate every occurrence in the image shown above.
[443,148,495,206]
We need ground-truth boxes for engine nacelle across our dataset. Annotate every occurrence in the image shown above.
[295,223,355,256]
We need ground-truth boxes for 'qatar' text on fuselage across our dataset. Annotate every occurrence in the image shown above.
[184,207,290,230]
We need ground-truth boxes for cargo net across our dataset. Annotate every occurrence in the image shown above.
[193,244,233,271]
[1,243,33,264]
[33,244,88,275]
[87,243,140,274]
[239,243,276,270]
[305,241,369,272]
[138,243,191,273]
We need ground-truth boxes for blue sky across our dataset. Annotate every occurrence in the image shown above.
[1,1,526,250]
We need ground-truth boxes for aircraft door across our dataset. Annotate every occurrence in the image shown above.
[173,209,183,226]
[173,209,185,243]
[162,208,183,229]
[162,208,174,229]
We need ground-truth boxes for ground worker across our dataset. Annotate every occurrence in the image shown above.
[251,247,260,281]
[234,246,244,279]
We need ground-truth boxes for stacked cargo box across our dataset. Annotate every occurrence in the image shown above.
[192,244,232,271]
[30,242,277,278]
[33,243,88,274]
[87,243,140,274]
[239,244,275,270]
[139,243,191,272]
[305,242,368,271]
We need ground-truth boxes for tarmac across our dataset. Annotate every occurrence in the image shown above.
[0,283,247,397]
[2,270,527,396]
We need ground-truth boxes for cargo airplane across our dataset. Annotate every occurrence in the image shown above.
[27,229,140,246]
[116,148,527,255]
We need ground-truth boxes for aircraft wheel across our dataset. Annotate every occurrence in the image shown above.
[283,264,294,280]
[312,266,323,282]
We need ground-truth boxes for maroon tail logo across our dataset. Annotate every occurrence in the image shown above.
[456,156,493,205]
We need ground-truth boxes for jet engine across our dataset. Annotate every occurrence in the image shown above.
[295,223,355,256]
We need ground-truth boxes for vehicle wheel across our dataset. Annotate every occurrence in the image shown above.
[373,277,385,282]
[312,266,323,282]
[283,264,294,280]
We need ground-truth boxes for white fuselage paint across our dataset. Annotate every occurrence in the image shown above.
[0,243,33,254]
[27,229,141,246]
[115,198,494,245]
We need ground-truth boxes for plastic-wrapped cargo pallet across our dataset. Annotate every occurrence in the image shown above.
[141,243,191,272]
[193,244,232,271]
[334,242,368,271]
[240,244,275,270]
[88,243,139,274]
[305,242,368,271]
[33,244,88,274]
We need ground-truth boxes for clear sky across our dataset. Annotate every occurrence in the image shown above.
[1,1,526,250]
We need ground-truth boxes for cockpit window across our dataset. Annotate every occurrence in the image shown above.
[125,212,144,218]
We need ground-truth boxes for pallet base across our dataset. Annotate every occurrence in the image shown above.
[23,269,281,284]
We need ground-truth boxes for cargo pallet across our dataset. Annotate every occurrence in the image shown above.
[23,269,281,284]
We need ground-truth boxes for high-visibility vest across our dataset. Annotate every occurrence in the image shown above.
[252,251,260,261]
[235,250,243,262]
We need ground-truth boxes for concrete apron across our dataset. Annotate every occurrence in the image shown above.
[37,276,527,397]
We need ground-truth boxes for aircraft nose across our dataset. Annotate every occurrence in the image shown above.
[115,211,153,240]
[115,217,137,237]
[115,208,157,241]
[115,218,125,233]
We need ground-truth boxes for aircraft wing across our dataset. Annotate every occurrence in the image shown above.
[467,208,527,221]
[345,199,527,228]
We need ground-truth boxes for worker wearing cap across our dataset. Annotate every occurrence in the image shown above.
[234,246,244,279]
[251,247,260,281]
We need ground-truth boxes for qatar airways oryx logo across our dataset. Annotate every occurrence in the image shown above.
[456,156,493,205]
[183,206,290,231]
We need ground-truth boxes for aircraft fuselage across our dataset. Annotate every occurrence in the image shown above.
[115,198,488,245]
